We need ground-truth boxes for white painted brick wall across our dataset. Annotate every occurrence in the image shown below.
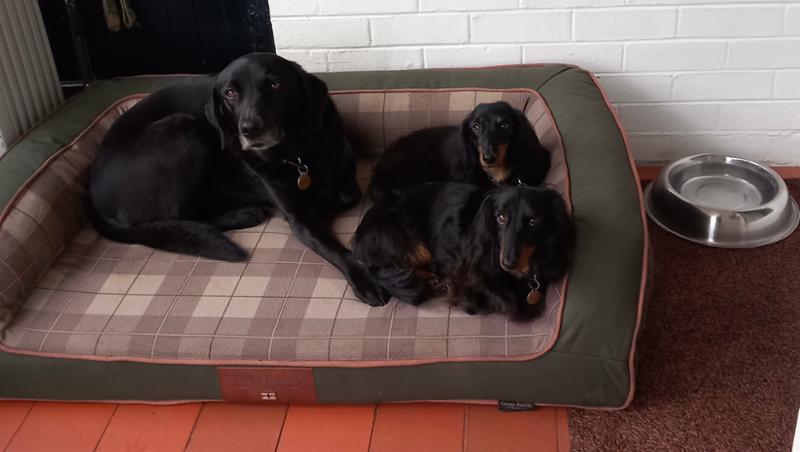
[596,74,673,102]
[523,43,624,71]
[372,15,468,45]
[728,39,800,69]
[421,0,517,12]
[787,5,800,35]
[573,8,677,41]
[774,71,800,99]
[671,72,774,100]
[327,48,423,72]
[271,1,800,164]
[425,46,521,68]
[320,0,416,15]
[471,11,572,43]
[273,18,369,48]
[678,6,784,37]
[625,41,728,71]
[619,103,721,132]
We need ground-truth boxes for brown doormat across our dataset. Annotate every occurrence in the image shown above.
[569,179,800,452]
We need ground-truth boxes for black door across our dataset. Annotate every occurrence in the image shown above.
[40,0,275,84]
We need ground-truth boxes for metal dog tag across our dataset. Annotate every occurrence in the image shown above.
[283,157,312,191]
[297,173,312,191]
[527,274,542,305]
[526,289,542,305]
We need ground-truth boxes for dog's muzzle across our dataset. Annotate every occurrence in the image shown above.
[478,143,508,167]
[499,244,535,276]
[478,146,495,166]
[239,131,284,151]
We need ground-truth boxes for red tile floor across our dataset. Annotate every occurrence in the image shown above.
[0,402,570,452]
[3,165,796,452]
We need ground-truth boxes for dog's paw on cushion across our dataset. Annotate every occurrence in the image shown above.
[347,262,391,307]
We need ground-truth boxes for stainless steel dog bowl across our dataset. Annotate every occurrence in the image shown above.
[645,154,799,248]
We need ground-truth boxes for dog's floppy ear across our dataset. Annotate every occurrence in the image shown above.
[468,189,501,269]
[204,89,225,149]
[535,190,572,282]
[512,109,542,155]
[460,109,480,179]
[293,62,329,132]
[510,109,550,184]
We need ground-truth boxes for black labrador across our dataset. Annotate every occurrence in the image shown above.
[89,52,389,306]
[368,101,551,202]
[353,183,572,320]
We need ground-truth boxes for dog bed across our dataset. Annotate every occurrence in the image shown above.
[0,65,648,408]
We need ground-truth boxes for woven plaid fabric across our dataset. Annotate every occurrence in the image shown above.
[0,89,569,363]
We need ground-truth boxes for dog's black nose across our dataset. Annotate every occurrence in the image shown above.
[240,120,264,138]
[483,155,496,165]
[500,258,515,270]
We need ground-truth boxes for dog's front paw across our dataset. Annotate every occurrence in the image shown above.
[347,263,390,307]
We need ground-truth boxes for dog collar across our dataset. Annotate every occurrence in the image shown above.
[282,157,312,191]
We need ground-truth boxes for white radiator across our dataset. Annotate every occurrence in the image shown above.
[0,0,63,156]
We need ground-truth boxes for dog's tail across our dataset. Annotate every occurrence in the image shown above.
[88,208,248,262]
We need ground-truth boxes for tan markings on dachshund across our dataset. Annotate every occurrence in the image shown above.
[499,244,536,275]
[497,245,536,278]
[514,244,536,273]
[480,143,511,183]
[406,242,433,267]
[415,269,437,280]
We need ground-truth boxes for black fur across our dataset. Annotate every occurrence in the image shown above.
[89,52,388,306]
[368,101,551,202]
[353,183,572,320]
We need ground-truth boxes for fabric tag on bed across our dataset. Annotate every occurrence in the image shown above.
[498,400,537,411]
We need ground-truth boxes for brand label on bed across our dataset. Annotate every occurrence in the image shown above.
[498,401,536,411]
[217,367,318,403]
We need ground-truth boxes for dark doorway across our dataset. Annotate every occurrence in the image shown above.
[39,0,275,85]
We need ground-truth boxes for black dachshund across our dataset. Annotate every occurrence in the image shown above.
[368,101,551,202]
[353,183,572,320]
[89,53,389,306]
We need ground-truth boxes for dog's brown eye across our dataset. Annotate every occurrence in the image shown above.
[496,213,507,225]
[270,80,280,90]
[224,88,238,99]
[528,217,538,227]
[498,121,509,129]
[471,123,482,132]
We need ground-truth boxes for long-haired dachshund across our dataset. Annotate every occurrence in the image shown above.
[368,101,551,202]
[89,53,388,306]
[353,183,572,320]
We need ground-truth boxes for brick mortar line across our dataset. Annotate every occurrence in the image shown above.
[273,3,796,19]
[275,36,800,50]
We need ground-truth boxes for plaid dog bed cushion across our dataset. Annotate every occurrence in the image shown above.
[0,88,570,365]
